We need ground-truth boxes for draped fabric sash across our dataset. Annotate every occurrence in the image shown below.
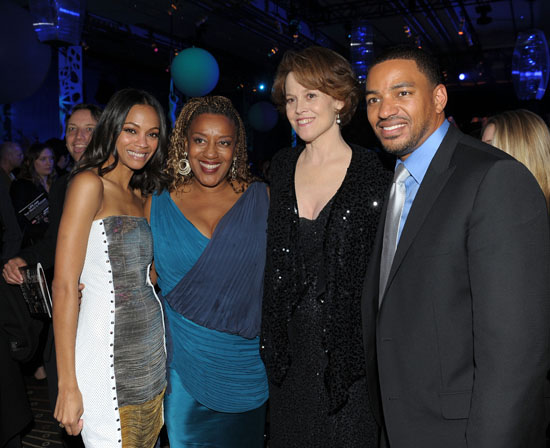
[155,182,269,413]
[162,182,268,339]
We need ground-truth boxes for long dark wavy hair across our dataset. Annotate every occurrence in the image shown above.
[166,96,253,193]
[72,88,170,195]
[19,142,57,189]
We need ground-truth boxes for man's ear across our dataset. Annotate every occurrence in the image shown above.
[433,84,448,114]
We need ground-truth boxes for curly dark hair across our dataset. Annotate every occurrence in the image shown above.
[72,88,170,195]
[271,46,361,126]
[166,96,253,193]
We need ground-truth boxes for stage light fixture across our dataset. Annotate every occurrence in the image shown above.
[29,0,86,45]
[476,5,492,26]
[350,21,373,83]
[512,29,550,100]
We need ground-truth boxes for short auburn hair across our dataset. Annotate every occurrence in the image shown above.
[271,46,361,126]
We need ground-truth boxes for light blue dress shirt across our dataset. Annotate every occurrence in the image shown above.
[396,120,450,242]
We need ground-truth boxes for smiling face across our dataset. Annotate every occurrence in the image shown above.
[34,148,54,178]
[187,113,236,188]
[115,104,160,172]
[365,58,447,158]
[65,109,98,162]
[284,71,344,145]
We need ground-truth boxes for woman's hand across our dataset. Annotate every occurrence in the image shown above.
[54,385,84,436]
[2,256,27,284]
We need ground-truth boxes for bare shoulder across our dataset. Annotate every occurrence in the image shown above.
[67,170,104,196]
[63,170,104,220]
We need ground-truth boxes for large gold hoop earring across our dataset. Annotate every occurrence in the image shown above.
[177,152,191,176]
[231,157,237,181]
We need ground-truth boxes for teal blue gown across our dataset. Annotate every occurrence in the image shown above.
[150,183,269,447]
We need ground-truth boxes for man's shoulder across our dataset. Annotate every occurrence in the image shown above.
[0,170,11,189]
[50,173,70,196]
[452,128,514,165]
[445,128,542,200]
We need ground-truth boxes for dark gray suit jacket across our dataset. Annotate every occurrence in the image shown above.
[362,125,550,447]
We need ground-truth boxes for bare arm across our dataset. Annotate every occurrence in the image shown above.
[52,171,103,436]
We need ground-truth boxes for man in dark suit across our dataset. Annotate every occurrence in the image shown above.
[362,45,550,447]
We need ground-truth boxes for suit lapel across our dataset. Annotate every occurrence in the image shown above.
[380,125,461,304]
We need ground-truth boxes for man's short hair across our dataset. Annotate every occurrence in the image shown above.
[371,45,444,86]
[64,103,102,129]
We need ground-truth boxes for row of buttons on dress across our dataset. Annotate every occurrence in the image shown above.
[99,221,122,444]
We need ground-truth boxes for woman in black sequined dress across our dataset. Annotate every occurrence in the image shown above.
[261,46,392,447]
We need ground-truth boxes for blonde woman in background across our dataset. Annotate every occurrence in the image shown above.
[482,109,550,206]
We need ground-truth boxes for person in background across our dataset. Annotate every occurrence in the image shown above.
[482,109,550,207]
[9,143,55,382]
[2,103,101,448]
[46,137,71,177]
[0,142,24,189]
[147,96,268,447]
[3,103,101,286]
[0,180,28,448]
[53,88,168,447]
[261,46,390,447]
[10,142,55,249]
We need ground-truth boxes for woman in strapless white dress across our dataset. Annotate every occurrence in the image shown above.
[52,88,170,448]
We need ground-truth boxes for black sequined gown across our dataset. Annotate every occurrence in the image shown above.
[268,199,378,448]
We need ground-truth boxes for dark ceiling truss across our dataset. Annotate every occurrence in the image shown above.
[283,0,506,25]
[83,1,336,57]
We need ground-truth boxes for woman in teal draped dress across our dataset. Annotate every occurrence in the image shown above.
[146,96,268,447]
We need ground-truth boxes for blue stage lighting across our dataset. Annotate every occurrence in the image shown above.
[512,29,550,100]
[350,21,373,83]
[258,83,266,91]
[458,73,466,81]
[29,0,85,45]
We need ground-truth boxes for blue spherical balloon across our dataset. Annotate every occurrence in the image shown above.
[171,48,219,97]
[248,101,279,132]
[0,1,51,104]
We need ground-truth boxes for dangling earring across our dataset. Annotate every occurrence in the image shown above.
[336,112,341,125]
[178,151,191,176]
[231,157,237,181]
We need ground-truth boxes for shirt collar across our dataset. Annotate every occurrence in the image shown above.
[397,120,450,185]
